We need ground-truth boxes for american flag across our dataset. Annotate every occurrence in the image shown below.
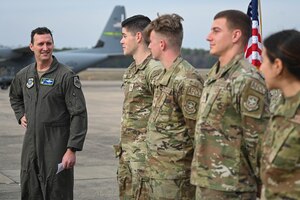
[244,0,262,68]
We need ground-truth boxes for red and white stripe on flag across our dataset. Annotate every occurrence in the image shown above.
[244,0,262,68]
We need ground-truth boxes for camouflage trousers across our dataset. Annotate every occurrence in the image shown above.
[145,178,195,200]
[117,156,149,200]
[261,186,299,200]
[195,187,256,200]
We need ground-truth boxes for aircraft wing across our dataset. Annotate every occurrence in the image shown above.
[0,46,32,62]
[12,46,32,55]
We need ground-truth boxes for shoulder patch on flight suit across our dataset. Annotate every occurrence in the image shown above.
[26,78,34,88]
[73,76,81,89]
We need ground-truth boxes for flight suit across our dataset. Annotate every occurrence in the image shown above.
[191,54,270,200]
[145,57,204,199]
[261,91,300,200]
[9,56,88,200]
[115,55,162,199]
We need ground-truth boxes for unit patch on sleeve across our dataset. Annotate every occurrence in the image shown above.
[243,95,259,112]
[184,100,197,114]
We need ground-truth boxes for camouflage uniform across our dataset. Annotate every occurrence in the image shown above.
[145,57,204,199]
[191,54,270,199]
[115,55,162,199]
[261,91,300,200]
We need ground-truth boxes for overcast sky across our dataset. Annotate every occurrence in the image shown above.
[0,0,299,50]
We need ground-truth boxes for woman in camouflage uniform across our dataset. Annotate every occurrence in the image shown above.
[260,29,300,200]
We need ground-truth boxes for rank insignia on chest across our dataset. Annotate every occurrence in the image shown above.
[26,78,34,89]
[244,95,259,111]
[40,78,55,86]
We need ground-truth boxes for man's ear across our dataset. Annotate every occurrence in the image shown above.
[160,39,166,51]
[232,29,242,43]
[136,32,143,43]
[29,43,34,51]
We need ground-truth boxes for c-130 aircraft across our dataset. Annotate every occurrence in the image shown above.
[0,5,126,89]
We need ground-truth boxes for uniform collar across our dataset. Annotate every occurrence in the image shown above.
[159,56,183,86]
[28,56,59,74]
[206,53,244,84]
[127,54,152,76]
[136,54,152,70]
[274,90,300,118]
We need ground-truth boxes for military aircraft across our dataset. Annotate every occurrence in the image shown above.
[0,5,126,89]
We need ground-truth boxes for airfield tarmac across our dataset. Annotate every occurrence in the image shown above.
[0,78,124,199]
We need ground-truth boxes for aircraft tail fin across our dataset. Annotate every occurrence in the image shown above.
[94,5,125,54]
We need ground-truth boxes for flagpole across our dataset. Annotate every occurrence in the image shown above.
[258,0,263,38]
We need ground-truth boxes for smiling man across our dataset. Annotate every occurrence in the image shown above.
[9,27,88,200]
[190,10,270,200]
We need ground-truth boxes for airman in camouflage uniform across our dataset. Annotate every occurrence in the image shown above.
[145,14,204,199]
[115,15,163,199]
[191,10,270,200]
[261,92,300,200]
[259,30,300,200]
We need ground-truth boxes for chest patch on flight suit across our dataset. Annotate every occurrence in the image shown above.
[74,76,81,89]
[26,78,34,88]
[244,95,259,111]
[40,78,54,86]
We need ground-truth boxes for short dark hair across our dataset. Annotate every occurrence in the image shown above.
[121,15,151,35]
[144,14,184,48]
[264,29,300,80]
[31,27,53,44]
[214,10,251,46]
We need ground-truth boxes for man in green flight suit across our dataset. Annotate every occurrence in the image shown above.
[190,10,270,199]
[9,27,88,200]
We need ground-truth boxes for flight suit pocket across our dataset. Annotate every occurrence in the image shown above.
[43,122,69,164]
[42,84,62,99]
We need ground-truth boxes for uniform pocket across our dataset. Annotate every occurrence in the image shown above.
[43,123,69,164]
[151,90,168,122]
[269,125,298,170]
